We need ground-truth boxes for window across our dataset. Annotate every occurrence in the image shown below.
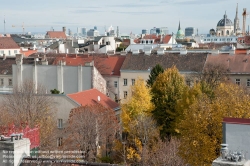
[0,51,4,55]
[123,79,127,86]
[247,79,250,87]
[58,119,63,128]
[235,79,240,85]
[214,39,217,41]
[0,79,3,86]
[114,81,118,88]
[14,50,17,54]
[107,81,110,87]
[131,79,135,85]
[57,137,63,147]
[124,91,127,99]
[8,79,12,86]
[204,39,206,41]
[8,51,11,55]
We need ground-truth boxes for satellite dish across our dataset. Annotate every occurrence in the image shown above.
[98,96,100,102]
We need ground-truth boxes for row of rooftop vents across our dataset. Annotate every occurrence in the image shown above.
[0,133,24,142]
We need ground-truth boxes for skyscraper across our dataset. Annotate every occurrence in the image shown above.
[142,29,148,34]
[185,27,195,37]
[82,28,87,36]
[150,27,157,35]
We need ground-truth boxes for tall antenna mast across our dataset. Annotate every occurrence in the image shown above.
[4,15,6,34]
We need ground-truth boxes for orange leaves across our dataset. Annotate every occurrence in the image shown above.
[178,83,250,165]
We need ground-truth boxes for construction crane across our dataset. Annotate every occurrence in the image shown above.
[242,8,249,36]
[12,23,59,34]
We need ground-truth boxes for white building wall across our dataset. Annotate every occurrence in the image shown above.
[13,64,94,94]
[223,123,250,160]
[0,49,20,56]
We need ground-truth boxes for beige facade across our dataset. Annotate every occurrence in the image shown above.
[229,74,250,87]
[119,70,149,103]
[119,69,191,103]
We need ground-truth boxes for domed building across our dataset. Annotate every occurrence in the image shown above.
[176,21,185,39]
[209,29,216,36]
[216,12,234,36]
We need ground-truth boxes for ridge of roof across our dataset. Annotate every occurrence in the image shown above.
[67,88,120,110]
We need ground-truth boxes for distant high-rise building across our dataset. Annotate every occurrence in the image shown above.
[87,29,99,37]
[68,29,72,36]
[116,26,119,37]
[161,27,169,35]
[77,27,82,35]
[94,26,97,30]
[150,27,157,35]
[142,29,148,34]
[185,27,195,37]
[156,28,161,34]
[82,28,87,36]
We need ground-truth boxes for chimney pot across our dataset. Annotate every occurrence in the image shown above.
[10,134,15,142]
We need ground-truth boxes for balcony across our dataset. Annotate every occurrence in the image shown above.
[0,86,13,93]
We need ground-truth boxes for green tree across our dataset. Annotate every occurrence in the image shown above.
[151,66,186,140]
[146,64,164,87]
[178,83,250,165]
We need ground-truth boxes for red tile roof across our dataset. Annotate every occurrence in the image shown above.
[223,117,250,125]
[162,35,172,44]
[0,37,20,49]
[205,54,250,73]
[46,31,67,39]
[67,89,120,110]
[235,49,247,54]
[135,34,172,44]
[20,49,38,57]
[53,55,126,76]
[143,34,158,40]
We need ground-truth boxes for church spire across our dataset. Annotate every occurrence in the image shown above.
[234,3,240,34]
[178,20,181,31]
[236,3,238,18]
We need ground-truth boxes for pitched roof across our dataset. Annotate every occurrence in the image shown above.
[205,54,250,73]
[67,88,120,110]
[0,37,20,49]
[53,54,126,76]
[0,57,37,75]
[143,34,158,40]
[162,35,172,44]
[121,53,207,72]
[46,31,67,39]
[20,49,38,57]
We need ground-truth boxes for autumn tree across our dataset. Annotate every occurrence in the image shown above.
[64,103,119,162]
[151,66,187,140]
[192,63,229,89]
[119,78,156,165]
[178,83,250,165]
[146,64,164,87]
[0,80,57,149]
[121,78,154,132]
[144,138,187,166]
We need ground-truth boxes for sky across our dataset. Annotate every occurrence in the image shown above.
[0,0,249,35]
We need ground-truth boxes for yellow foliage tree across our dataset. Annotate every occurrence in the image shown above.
[121,78,154,132]
[178,83,250,166]
[120,78,156,164]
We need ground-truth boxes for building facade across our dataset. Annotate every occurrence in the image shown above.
[12,54,106,95]
[0,35,20,56]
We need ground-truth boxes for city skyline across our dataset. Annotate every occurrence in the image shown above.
[0,0,249,35]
